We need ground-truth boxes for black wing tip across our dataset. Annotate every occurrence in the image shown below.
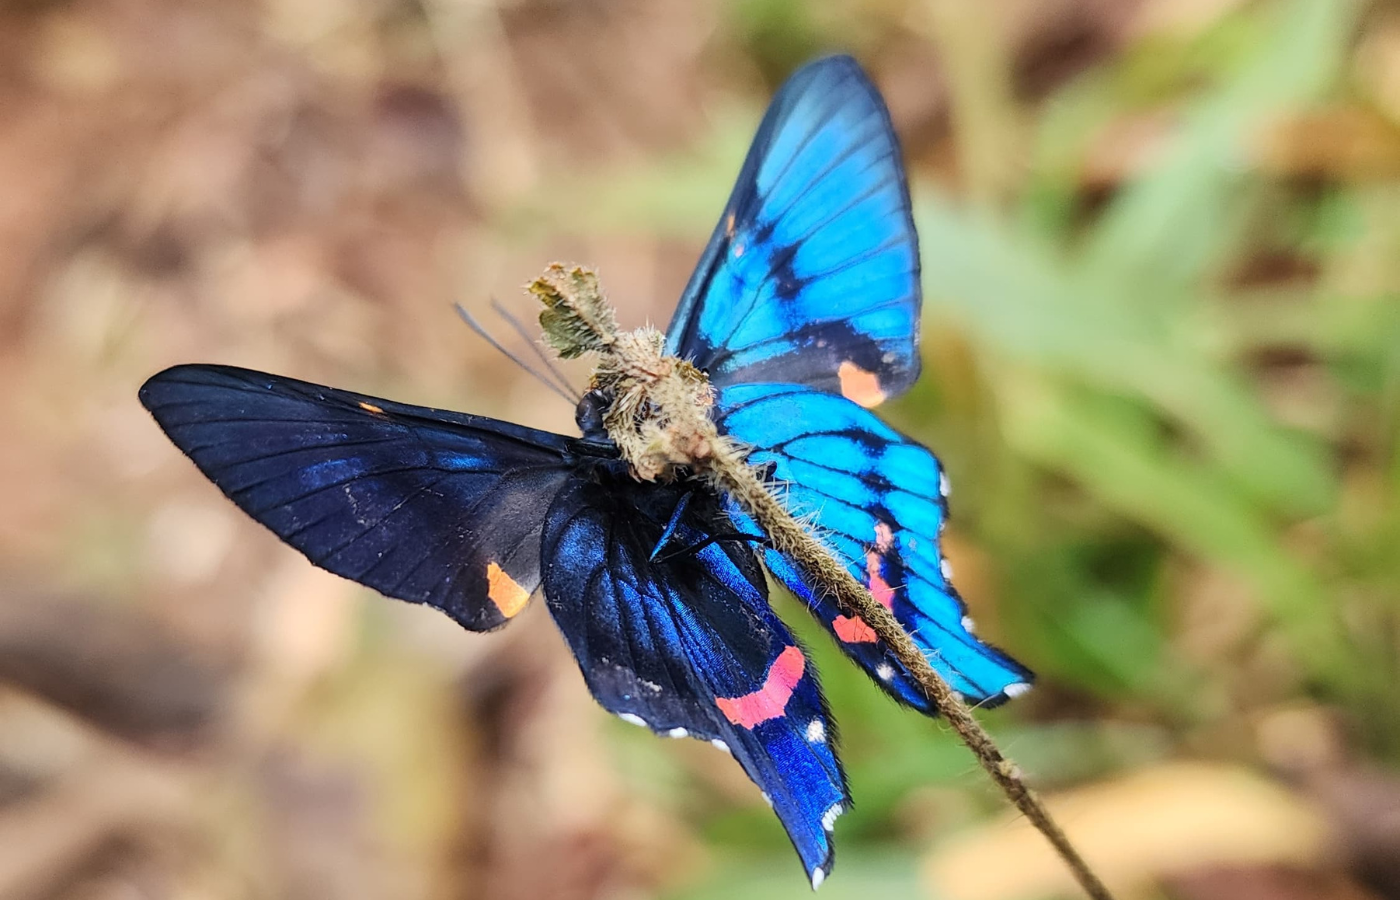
[139,363,259,403]
[144,362,241,382]
[140,361,196,390]
[138,363,200,412]
[139,364,252,421]
[874,357,923,403]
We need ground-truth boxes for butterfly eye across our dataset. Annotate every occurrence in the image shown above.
[574,388,613,441]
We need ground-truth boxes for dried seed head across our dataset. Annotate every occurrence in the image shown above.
[534,264,619,359]
[529,264,722,483]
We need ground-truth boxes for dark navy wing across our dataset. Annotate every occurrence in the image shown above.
[139,364,578,631]
[541,471,848,888]
[665,55,921,406]
[717,384,1033,710]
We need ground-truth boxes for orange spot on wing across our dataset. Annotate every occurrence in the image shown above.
[715,646,805,728]
[874,521,895,553]
[838,361,886,408]
[486,562,530,618]
[865,551,895,608]
[833,614,877,643]
[358,401,385,414]
[725,211,737,238]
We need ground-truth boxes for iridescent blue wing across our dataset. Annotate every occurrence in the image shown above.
[139,364,577,631]
[717,384,1033,710]
[666,56,1030,709]
[665,55,920,406]
[541,472,848,888]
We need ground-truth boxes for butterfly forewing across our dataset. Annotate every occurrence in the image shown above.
[665,55,921,407]
[139,364,575,630]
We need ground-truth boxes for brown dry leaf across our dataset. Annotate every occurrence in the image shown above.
[923,762,1333,900]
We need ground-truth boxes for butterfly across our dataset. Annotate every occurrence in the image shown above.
[139,55,1032,889]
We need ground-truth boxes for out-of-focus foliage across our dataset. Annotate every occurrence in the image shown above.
[2,1,1399,899]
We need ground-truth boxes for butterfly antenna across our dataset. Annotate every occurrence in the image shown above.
[490,298,582,402]
[454,303,578,405]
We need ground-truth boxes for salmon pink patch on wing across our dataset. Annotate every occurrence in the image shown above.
[715,646,806,728]
[833,614,877,643]
[864,551,896,608]
[837,361,886,408]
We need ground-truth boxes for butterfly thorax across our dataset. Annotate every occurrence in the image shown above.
[536,263,726,484]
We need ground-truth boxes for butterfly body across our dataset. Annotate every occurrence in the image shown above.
[140,55,1031,888]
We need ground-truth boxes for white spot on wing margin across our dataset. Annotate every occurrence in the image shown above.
[811,804,844,889]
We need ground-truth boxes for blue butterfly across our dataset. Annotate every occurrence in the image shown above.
[139,55,1032,889]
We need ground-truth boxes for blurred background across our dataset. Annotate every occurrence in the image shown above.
[1,0,1398,898]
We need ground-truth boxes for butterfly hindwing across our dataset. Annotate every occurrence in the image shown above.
[540,469,848,887]
[716,383,1033,709]
[665,55,921,405]
[139,364,577,631]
